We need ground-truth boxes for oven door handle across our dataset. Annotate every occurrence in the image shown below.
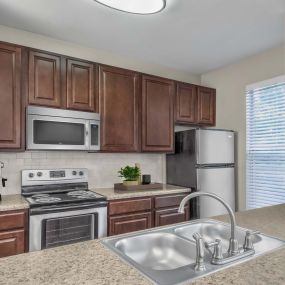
[30,201,107,215]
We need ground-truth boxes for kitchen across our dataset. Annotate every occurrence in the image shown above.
[0,0,284,284]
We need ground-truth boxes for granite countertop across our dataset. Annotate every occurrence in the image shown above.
[91,184,191,200]
[0,194,29,212]
[0,204,284,285]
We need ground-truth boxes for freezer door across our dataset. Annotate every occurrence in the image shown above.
[197,167,235,218]
[196,129,234,164]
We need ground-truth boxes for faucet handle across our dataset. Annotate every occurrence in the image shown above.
[205,239,223,260]
[193,232,203,241]
[243,230,260,251]
[192,232,206,272]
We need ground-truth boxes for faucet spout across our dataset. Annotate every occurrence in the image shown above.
[178,191,239,255]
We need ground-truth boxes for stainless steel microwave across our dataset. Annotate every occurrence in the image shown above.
[26,106,100,151]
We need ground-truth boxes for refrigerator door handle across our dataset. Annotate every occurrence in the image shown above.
[196,169,201,191]
[196,164,235,169]
[196,129,200,165]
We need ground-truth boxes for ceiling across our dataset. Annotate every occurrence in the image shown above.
[0,0,284,74]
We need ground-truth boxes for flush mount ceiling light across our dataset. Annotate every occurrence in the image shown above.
[94,0,166,15]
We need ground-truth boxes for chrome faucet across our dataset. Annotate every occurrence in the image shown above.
[178,192,239,255]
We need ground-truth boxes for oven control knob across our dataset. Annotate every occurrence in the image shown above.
[37,172,43,177]
[72,171,77,176]
[79,171,84,176]
[28,173,34,178]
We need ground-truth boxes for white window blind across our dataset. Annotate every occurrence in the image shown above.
[246,76,285,209]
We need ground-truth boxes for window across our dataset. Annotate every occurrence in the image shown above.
[246,75,285,209]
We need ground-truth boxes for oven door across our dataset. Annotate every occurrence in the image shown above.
[29,206,107,251]
[27,114,89,150]
[42,213,98,249]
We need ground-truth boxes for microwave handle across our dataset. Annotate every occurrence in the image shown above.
[88,120,100,151]
[85,121,90,149]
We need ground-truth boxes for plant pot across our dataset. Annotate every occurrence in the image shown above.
[123,180,139,186]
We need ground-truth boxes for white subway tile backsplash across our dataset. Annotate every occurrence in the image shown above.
[0,151,166,195]
[31,152,47,159]
[16,152,32,159]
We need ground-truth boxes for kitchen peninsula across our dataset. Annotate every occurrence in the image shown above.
[0,204,284,285]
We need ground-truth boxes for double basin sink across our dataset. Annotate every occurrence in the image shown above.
[101,219,285,285]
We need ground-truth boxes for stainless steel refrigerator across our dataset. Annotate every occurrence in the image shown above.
[167,129,235,219]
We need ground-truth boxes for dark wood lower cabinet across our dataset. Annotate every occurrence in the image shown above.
[0,229,25,258]
[108,193,190,236]
[109,212,152,236]
[0,210,28,258]
[154,206,189,227]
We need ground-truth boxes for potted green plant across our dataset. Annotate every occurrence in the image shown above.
[118,165,141,186]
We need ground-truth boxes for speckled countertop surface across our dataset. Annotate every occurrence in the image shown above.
[0,194,29,211]
[0,204,284,285]
[91,184,191,200]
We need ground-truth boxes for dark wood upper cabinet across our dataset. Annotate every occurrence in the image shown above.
[175,82,197,124]
[197,86,216,125]
[0,40,216,152]
[141,75,175,152]
[65,59,97,112]
[99,65,140,152]
[28,50,61,108]
[0,43,22,149]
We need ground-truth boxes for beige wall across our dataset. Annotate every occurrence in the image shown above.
[201,45,285,211]
[0,25,200,84]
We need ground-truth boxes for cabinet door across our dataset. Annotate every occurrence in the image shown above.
[109,212,152,236]
[142,75,175,152]
[175,83,197,124]
[0,43,22,149]
[66,59,97,112]
[99,65,140,152]
[0,229,25,258]
[197,87,216,126]
[28,50,62,107]
[154,207,189,227]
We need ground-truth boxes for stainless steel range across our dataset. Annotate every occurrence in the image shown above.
[21,168,107,252]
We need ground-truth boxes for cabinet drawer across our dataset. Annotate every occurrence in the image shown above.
[155,207,190,227]
[109,198,152,215]
[0,229,25,258]
[0,211,26,231]
[154,194,189,209]
[109,212,152,236]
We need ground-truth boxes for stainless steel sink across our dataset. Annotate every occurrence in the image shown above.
[101,219,285,285]
[174,220,283,256]
[175,220,262,251]
[115,233,198,270]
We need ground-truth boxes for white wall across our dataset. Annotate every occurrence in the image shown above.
[0,152,166,195]
[0,25,200,84]
[201,45,285,211]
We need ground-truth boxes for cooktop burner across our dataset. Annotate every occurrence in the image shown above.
[67,190,98,198]
[34,197,62,203]
[32,194,50,198]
